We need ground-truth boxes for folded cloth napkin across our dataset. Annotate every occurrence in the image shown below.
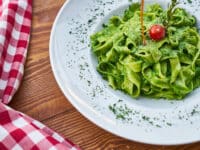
[0,0,80,149]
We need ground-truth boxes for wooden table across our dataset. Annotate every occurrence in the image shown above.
[10,0,200,149]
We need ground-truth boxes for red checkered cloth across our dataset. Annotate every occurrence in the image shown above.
[0,0,80,149]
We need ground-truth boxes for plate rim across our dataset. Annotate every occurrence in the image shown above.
[49,0,200,145]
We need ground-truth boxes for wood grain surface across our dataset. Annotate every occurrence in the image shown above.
[9,0,200,149]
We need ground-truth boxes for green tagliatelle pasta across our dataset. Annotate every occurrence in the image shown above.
[90,2,200,100]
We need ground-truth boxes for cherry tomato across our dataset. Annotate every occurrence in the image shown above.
[149,25,166,41]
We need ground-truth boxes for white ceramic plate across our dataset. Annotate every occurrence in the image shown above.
[50,0,200,145]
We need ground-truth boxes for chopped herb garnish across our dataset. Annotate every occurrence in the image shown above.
[167,123,172,126]
[88,19,93,24]
[109,102,133,121]
[156,124,161,128]
[142,116,150,121]
[191,109,199,116]
[163,0,178,26]
[102,23,107,28]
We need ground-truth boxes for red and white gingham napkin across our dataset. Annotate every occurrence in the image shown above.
[0,0,80,149]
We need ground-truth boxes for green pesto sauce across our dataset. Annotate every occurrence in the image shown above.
[90,1,200,100]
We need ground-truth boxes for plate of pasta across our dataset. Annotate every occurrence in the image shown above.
[50,0,200,145]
